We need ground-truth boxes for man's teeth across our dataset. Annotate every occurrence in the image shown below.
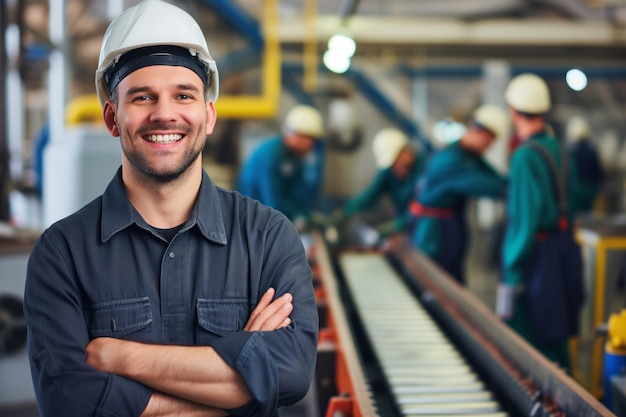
[147,134,183,143]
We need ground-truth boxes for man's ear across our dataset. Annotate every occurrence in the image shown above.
[205,101,217,135]
[103,101,120,137]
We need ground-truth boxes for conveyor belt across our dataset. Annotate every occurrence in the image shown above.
[313,232,615,417]
[340,253,507,417]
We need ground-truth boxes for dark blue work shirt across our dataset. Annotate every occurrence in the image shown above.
[24,168,319,417]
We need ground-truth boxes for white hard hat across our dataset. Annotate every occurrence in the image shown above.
[473,105,509,139]
[372,128,409,169]
[505,73,551,114]
[284,105,325,138]
[566,116,590,143]
[95,0,219,107]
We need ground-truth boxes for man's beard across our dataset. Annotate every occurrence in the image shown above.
[120,127,205,184]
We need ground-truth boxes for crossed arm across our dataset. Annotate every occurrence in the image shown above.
[85,288,294,416]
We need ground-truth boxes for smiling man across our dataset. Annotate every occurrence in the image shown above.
[23,1,319,416]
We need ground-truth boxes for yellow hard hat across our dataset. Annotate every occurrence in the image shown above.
[284,105,325,138]
[473,105,509,139]
[372,128,409,169]
[505,73,551,114]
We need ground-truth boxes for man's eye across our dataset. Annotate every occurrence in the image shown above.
[178,94,192,100]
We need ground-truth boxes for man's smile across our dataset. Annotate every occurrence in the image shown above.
[145,133,183,144]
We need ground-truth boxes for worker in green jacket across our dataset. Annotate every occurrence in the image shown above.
[498,73,584,372]
[412,105,508,284]
[334,127,427,242]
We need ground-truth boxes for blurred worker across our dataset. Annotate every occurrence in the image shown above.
[412,105,508,284]
[498,73,584,371]
[333,127,427,242]
[566,115,604,213]
[237,105,327,230]
[24,1,318,416]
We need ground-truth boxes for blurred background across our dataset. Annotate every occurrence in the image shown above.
[1,0,626,415]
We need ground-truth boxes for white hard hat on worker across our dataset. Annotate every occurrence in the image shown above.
[505,73,551,115]
[283,105,325,139]
[95,0,219,107]
[473,105,509,139]
[372,128,410,169]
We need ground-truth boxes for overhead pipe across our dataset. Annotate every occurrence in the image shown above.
[344,66,432,152]
[203,0,280,119]
[303,0,318,92]
[281,65,316,107]
[399,64,626,79]
[200,0,264,48]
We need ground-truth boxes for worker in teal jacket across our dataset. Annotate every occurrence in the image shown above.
[334,127,427,239]
[237,105,326,229]
[498,73,584,372]
[412,105,508,284]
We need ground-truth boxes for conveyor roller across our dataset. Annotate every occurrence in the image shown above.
[340,253,507,417]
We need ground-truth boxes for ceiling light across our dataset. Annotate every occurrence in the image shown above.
[323,49,351,74]
[328,34,356,58]
[566,68,588,92]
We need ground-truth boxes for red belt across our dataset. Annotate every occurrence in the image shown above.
[410,201,454,219]
[536,215,569,241]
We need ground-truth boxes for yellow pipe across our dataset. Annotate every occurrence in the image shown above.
[574,230,626,397]
[590,241,606,398]
[65,94,104,126]
[215,0,280,119]
[579,235,626,397]
[303,0,318,92]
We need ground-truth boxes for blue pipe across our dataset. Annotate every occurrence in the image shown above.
[344,66,432,152]
[281,66,317,107]
[282,62,431,151]
[216,46,261,75]
[399,63,626,79]
[200,0,264,48]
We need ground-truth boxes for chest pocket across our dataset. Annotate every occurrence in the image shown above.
[86,297,153,340]
[196,299,250,344]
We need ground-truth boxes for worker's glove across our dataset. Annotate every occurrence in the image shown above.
[374,219,401,238]
[354,224,381,248]
[495,283,520,320]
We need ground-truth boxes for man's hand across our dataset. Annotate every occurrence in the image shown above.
[86,337,126,374]
[244,288,293,331]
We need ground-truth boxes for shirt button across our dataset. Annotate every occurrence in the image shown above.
[169,251,175,259]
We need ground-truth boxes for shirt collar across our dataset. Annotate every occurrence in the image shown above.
[101,168,227,245]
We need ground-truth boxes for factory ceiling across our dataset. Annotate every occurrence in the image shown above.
[3,0,626,122]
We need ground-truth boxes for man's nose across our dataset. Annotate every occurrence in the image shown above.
[149,98,177,122]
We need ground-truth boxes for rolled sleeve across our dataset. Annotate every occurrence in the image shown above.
[25,231,152,417]
[211,218,319,417]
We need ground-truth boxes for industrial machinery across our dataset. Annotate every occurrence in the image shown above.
[311,233,615,417]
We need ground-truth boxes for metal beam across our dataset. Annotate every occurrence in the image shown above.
[278,16,626,46]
